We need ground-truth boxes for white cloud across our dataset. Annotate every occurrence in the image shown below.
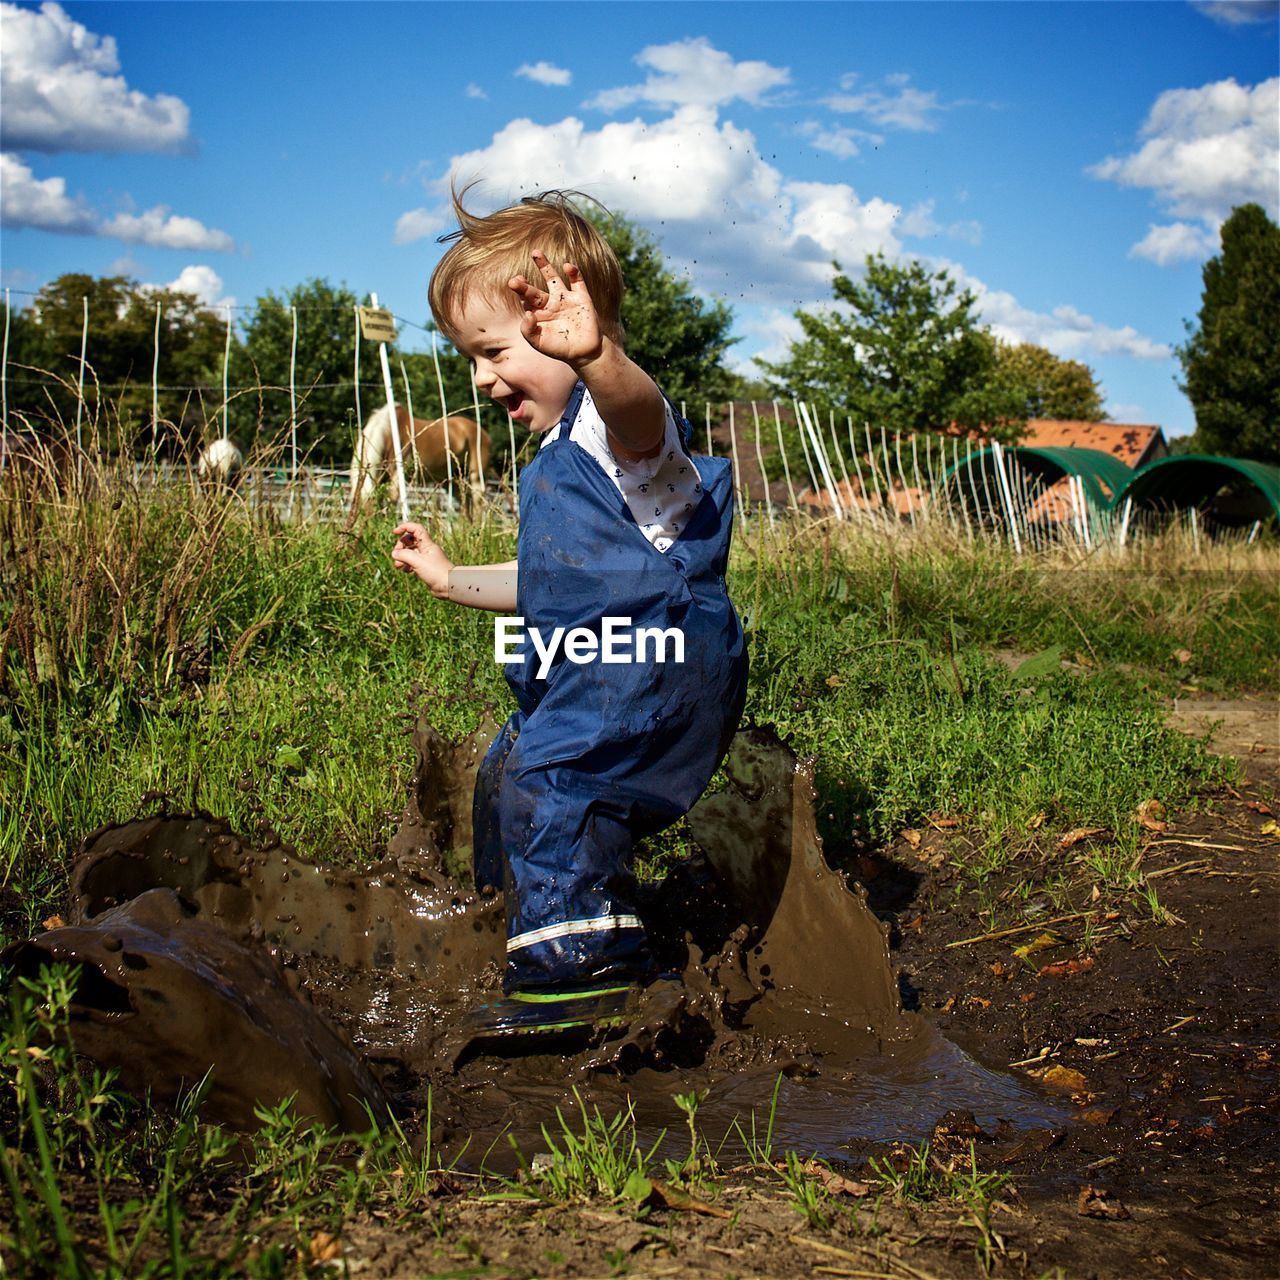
[965,274,1170,361]
[825,72,945,132]
[1090,77,1278,262]
[394,206,447,245]
[431,99,1165,378]
[898,199,983,246]
[786,182,901,266]
[0,150,95,232]
[1129,220,1220,265]
[0,1,191,154]
[731,307,804,376]
[585,37,789,112]
[438,106,901,304]
[1106,402,1153,423]
[465,83,487,100]
[515,61,571,87]
[1192,1,1278,25]
[100,207,234,252]
[796,120,882,159]
[1,152,235,252]
[146,265,236,312]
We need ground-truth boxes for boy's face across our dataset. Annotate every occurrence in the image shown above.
[451,292,578,434]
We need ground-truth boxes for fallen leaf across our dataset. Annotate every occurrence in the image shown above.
[804,1162,871,1198]
[1077,1106,1117,1127]
[901,828,922,849]
[1028,1064,1089,1092]
[307,1231,341,1264]
[928,813,960,829]
[1077,1185,1131,1220]
[1029,811,1047,830]
[1020,991,1037,1003]
[968,995,992,1009]
[1245,799,1274,816]
[903,914,924,933]
[1135,798,1167,833]
[648,1178,732,1217]
[1038,956,1096,979]
[990,961,1011,979]
[41,915,64,931]
[1090,884,1101,903]
[1058,827,1108,851]
[825,674,844,688]
[1260,820,1279,837]
[1250,743,1268,754]
[1173,648,1193,666]
[1013,932,1064,960]
[940,995,956,1013]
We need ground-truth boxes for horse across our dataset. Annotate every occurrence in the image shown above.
[350,404,490,505]
[196,438,244,488]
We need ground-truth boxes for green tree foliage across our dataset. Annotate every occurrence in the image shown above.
[588,210,738,407]
[761,254,1026,442]
[1176,203,1280,464]
[7,274,227,451]
[235,279,373,464]
[992,341,1106,421]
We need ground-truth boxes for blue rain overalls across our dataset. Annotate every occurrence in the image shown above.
[473,383,748,993]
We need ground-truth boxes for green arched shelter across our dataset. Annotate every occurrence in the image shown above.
[943,445,1133,516]
[1113,455,1280,531]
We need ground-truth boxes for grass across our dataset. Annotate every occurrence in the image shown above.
[869,1140,1014,1273]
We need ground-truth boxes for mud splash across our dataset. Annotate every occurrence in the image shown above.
[5,714,1065,1154]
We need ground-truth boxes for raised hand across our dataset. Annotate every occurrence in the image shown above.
[508,249,603,365]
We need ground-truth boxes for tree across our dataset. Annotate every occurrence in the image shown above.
[9,274,228,451]
[1176,203,1280,464]
[587,210,738,407]
[992,341,1106,421]
[761,253,1025,442]
[235,279,373,464]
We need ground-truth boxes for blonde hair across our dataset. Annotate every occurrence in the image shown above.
[429,184,625,348]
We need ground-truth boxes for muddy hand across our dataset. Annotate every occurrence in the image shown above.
[392,521,430,552]
[392,522,453,598]
[508,249,602,364]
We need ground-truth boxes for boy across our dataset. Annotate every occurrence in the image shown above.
[392,190,747,1038]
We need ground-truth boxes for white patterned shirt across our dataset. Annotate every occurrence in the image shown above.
[541,388,703,552]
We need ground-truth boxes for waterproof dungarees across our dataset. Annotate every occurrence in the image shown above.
[474,384,748,993]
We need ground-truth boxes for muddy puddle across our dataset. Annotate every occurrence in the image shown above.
[5,715,1066,1163]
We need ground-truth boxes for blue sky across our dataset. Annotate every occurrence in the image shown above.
[2,1,1276,436]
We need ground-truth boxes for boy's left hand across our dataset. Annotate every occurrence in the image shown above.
[509,250,603,366]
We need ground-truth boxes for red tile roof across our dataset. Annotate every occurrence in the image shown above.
[1019,420,1167,469]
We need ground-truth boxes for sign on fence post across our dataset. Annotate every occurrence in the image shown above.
[363,297,409,523]
[358,306,398,344]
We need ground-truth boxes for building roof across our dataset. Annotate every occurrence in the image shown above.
[1020,420,1166,469]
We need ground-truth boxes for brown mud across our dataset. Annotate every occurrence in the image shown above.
[6,717,1063,1166]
